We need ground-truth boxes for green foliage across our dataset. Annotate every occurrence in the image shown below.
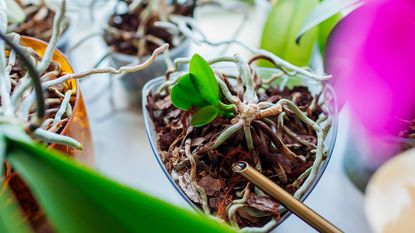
[237,0,255,6]
[260,0,362,66]
[260,0,319,67]
[4,137,235,233]
[5,0,26,24]
[189,54,220,106]
[171,74,208,110]
[296,0,362,54]
[191,105,220,127]
[0,124,32,233]
[171,54,235,127]
[296,0,361,41]
[317,13,342,55]
[0,189,32,233]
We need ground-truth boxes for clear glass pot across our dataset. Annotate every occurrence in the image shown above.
[142,67,338,232]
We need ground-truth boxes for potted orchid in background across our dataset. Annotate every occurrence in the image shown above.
[6,0,73,51]
[102,0,195,105]
[70,0,249,106]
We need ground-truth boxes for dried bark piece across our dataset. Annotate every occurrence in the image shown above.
[237,207,271,224]
[247,193,279,215]
[197,175,222,196]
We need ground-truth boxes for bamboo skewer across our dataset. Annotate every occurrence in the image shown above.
[232,161,342,233]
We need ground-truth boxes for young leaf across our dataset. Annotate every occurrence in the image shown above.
[6,139,235,233]
[260,0,319,67]
[189,54,220,106]
[191,105,219,127]
[171,74,208,110]
[296,0,362,43]
[0,124,31,175]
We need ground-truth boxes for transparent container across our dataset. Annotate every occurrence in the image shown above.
[142,67,338,231]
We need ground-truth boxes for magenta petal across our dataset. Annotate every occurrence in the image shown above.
[326,0,415,134]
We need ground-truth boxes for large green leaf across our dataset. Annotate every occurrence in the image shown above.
[189,54,220,106]
[191,105,220,127]
[171,74,208,110]
[0,124,31,175]
[6,139,235,233]
[0,134,5,175]
[296,0,362,44]
[0,188,32,233]
[260,0,319,67]
[317,13,342,55]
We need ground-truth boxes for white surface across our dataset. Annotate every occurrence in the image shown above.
[68,2,371,232]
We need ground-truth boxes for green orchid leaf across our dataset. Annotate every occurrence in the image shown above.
[189,54,220,106]
[171,74,208,110]
[0,188,32,233]
[0,136,5,175]
[191,105,219,127]
[6,139,235,233]
[260,0,319,67]
[317,13,342,55]
[296,0,362,44]
[0,124,31,175]
[5,0,26,24]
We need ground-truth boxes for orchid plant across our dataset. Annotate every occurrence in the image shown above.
[147,32,335,230]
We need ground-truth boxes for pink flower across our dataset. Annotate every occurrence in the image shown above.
[326,0,415,135]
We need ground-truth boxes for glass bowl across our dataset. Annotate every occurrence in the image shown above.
[142,67,338,231]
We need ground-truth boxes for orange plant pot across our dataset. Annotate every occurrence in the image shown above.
[19,36,94,164]
[8,36,94,232]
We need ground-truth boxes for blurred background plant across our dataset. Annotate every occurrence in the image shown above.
[260,0,361,67]
[66,0,253,107]
[6,0,72,51]
[325,0,415,191]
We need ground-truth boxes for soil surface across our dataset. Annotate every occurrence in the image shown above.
[147,73,328,229]
[104,0,194,57]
